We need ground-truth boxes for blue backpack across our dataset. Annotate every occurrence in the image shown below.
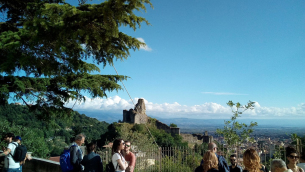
[60,145,77,172]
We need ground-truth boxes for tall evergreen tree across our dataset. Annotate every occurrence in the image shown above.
[0,0,152,121]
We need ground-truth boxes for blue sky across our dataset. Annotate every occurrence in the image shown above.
[40,0,305,119]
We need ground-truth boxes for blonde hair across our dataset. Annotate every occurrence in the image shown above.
[203,151,218,172]
[243,148,261,172]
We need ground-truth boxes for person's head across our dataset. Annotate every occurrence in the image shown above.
[14,136,22,144]
[86,142,96,153]
[286,146,298,164]
[208,142,218,153]
[124,140,131,152]
[75,133,85,146]
[243,148,261,172]
[271,159,287,172]
[230,154,237,166]
[203,150,218,172]
[112,139,125,154]
[4,133,14,143]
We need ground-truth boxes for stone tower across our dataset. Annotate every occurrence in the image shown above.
[123,99,148,124]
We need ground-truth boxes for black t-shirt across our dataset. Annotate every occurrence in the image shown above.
[230,165,242,172]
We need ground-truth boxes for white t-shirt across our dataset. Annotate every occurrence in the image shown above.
[112,153,126,172]
[4,142,20,169]
[297,163,305,171]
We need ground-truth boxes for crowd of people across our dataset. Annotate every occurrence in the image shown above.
[195,142,305,172]
[0,133,137,172]
[62,135,136,172]
[0,133,31,172]
[1,131,304,172]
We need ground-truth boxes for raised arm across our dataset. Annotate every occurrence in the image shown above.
[117,159,127,170]
[0,148,11,157]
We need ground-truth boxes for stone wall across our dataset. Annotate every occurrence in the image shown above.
[23,157,61,172]
[123,99,148,124]
[123,109,135,123]
[191,133,213,143]
[181,133,213,144]
[122,99,179,135]
[155,120,180,136]
[181,134,201,143]
[170,127,180,135]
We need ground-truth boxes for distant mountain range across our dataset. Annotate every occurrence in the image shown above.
[77,110,305,129]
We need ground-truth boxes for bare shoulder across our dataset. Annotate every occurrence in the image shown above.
[298,167,304,172]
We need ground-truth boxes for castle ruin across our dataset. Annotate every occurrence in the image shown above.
[123,99,148,124]
[123,99,180,136]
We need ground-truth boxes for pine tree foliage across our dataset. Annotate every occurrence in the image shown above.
[0,0,152,120]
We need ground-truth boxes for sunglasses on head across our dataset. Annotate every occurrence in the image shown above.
[289,155,299,159]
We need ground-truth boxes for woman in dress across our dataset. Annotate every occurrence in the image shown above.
[286,146,304,172]
[112,139,128,172]
[202,150,219,172]
[243,148,268,172]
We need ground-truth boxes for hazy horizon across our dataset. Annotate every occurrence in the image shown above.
[77,110,305,128]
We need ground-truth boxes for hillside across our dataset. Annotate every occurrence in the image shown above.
[98,118,188,150]
[0,104,109,156]
[0,104,189,157]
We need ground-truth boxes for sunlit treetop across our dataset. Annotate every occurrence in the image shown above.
[0,0,152,122]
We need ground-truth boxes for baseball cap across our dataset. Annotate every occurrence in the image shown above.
[15,136,22,141]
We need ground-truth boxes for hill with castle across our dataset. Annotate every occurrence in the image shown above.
[120,98,213,146]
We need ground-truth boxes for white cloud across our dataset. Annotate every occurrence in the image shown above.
[202,92,248,95]
[65,96,305,119]
[137,38,152,51]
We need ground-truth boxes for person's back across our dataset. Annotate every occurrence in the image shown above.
[81,152,103,172]
[216,153,229,172]
[195,165,204,172]
[243,149,267,172]
[208,168,219,172]
[243,165,268,172]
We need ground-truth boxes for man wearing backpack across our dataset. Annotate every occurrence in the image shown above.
[0,133,21,172]
[70,133,86,172]
[15,136,30,172]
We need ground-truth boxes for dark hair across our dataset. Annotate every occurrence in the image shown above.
[13,138,20,142]
[112,138,123,154]
[286,146,296,157]
[125,140,131,144]
[5,133,14,138]
[86,142,96,153]
[230,154,236,158]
